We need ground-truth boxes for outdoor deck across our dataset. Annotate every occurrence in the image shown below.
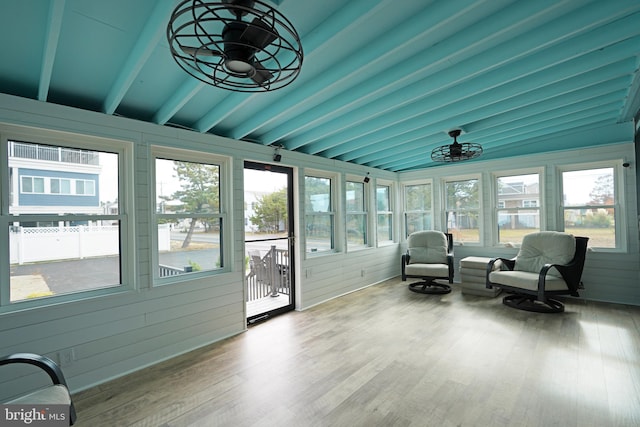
[246,294,290,318]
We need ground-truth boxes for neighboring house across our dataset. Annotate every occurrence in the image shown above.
[497,181,540,229]
[8,140,103,225]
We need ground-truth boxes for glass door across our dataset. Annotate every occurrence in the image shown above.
[244,161,295,324]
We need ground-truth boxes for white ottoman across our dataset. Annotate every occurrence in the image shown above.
[460,256,502,297]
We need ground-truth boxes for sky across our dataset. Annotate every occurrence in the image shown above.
[244,168,288,194]
[562,168,612,205]
[100,156,289,203]
[100,154,609,206]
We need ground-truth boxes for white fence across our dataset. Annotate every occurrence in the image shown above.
[10,225,120,265]
[10,224,172,265]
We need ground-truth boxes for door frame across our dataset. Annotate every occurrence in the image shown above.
[244,161,296,324]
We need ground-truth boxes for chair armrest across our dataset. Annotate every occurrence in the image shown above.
[0,353,68,388]
[487,257,514,273]
[402,252,410,265]
[539,259,583,295]
[447,254,454,283]
[486,257,515,288]
[401,252,409,280]
[0,353,77,425]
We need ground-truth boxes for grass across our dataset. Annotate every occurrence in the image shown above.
[451,227,615,248]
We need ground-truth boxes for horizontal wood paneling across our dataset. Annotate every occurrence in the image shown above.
[0,94,403,402]
[0,93,638,406]
[299,245,401,309]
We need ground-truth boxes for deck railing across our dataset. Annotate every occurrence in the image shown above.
[158,264,193,277]
[9,141,100,165]
[246,246,290,302]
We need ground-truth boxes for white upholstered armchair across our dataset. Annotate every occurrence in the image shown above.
[486,231,589,313]
[401,230,454,294]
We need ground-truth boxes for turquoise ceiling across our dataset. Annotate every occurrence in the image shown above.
[1,0,639,171]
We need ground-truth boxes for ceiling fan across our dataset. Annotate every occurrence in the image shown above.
[167,0,303,92]
[431,129,483,162]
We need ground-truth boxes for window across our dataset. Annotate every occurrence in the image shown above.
[346,180,367,250]
[3,137,126,307]
[445,178,480,243]
[496,173,540,245]
[20,176,45,193]
[153,155,225,281]
[305,175,334,253]
[376,184,393,244]
[404,183,432,236]
[562,167,616,248]
[75,179,95,196]
[21,176,94,195]
[50,178,71,194]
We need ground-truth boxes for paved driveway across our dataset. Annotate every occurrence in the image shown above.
[11,257,120,294]
[10,245,223,296]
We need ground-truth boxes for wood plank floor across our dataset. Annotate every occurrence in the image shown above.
[72,277,640,427]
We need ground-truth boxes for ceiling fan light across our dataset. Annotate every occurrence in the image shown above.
[225,59,254,75]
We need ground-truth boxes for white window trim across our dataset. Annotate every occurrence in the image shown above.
[151,146,231,285]
[492,168,544,247]
[21,176,96,196]
[558,161,625,252]
[50,177,72,195]
[303,169,338,257]
[345,176,369,251]
[0,124,134,312]
[442,174,482,246]
[375,178,395,246]
[402,179,433,239]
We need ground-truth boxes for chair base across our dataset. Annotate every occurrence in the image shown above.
[408,280,451,295]
[502,294,564,313]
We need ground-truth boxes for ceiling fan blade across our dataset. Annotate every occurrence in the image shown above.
[251,61,274,85]
[181,46,223,57]
[241,17,277,49]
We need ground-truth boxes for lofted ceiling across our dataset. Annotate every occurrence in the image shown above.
[1,0,639,171]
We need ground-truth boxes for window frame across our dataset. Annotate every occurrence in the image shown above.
[345,177,369,251]
[402,180,433,238]
[151,146,230,285]
[20,176,45,194]
[443,175,482,245]
[559,161,624,251]
[50,177,72,194]
[375,180,394,246]
[304,170,337,256]
[0,124,134,312]
[492,169,543,247]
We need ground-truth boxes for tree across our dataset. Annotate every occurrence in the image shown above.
[405,184,432,211]
[167,161,219,248]
[304,176,330,212]
[589,174,614,205]
[250,188,288,232]
[446,180,479,229]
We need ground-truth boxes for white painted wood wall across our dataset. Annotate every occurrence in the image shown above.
[0,93,638,402]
